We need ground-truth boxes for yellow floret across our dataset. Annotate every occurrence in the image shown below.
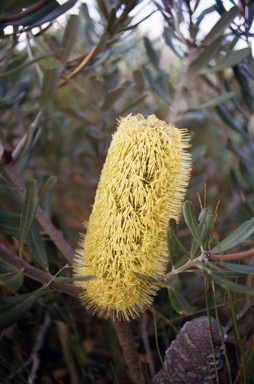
[74,114,192,321]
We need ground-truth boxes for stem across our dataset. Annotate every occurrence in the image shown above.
[113,319,147,383]
[210,248,254,261]
[0,242,80,297]
[159,248,254,281]
[141,311,155,377]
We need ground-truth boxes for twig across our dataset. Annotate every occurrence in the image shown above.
[113,319,148,383]
[0,242,80,297]
[210,248,254,262]
[141,311,155,377]
[56,321,80,384]
[3,162,75,264]
[28,313,51,384]
[159,248,254,281]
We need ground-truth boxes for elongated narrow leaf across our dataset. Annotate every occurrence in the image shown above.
[27,221,49,272]
[222,262,254,275]
[188,36,224,76]
[142,66,172,103]
[211,273,254,295]
[206,47,251,73]
[191,209,213,257]
[144,37,160,69]
[0,290,45,331]
[26,0,77,29]
[102,85,128,110]
[161,275,181,290]
[185,92,235,111]
[19,179,39,249]
[0,271,24,292]
[169,221,190,258]
[61,14,80,65]
[0,52,57,79]
[53,275,96,284]
[215,105,244,135]
[183,201,202,247]
[39,176,57,201]
[163,28,183,58]
[167,219,177,265]
[0,211,20,236]
[211,218,254,253]
[202,6,239,44]
[187,174,207,193]
[168,288,193,315]
[132,272,156,282]
[39,68,59,109]
[240,162,254,188]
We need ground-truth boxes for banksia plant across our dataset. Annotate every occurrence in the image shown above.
[74,114,192,321]
[152,316,227,384]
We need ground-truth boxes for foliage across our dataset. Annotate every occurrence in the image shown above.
[0,0,254,383]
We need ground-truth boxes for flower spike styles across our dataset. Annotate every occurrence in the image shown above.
[74,114,192,321]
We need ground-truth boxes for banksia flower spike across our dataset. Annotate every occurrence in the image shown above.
[74,114,192,321]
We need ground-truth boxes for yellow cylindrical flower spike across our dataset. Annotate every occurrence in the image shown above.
[74,114,192,321]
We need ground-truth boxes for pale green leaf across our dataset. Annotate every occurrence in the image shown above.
[19,179,39,249]
[211,218,254,253]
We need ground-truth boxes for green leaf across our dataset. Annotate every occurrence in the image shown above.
[0,289,45,331]
[161,275,181,290]
[211,273,254,295]
[185,92,235,111]
[93,32,109,57]
[202,6,239,44]
[53,275,97,284]
[0,211,20,236]
[211,218,254,253]
[26,0,77,29]
[0,271,24,292]
[187,174,207,193]
[142,66,172,103]
[168,288,193,315]
[0,52,56,79]
[190,145,207,163]
[132,272,156,282]
[240,161,254,188]
[167,219,177,266]
[106,8,117,32]
[39,176,57,201]
[216,105,243,135]
[144,37,160,69]
[26,221,49,272]
[183,201,202,248]
[188,36,224,76]
[227,139,253,164]
[168,221,190,258]
[190,209,213,258]
[102,84,129,110]
[39,68,59,109]
[19,179,39,250]
[163,28,183,58]
[0,81,29,105]
[206,47,251,73]
[61,14,80,66]
[222,262,254,275]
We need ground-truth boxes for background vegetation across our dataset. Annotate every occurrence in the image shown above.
[0,0,254,383]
